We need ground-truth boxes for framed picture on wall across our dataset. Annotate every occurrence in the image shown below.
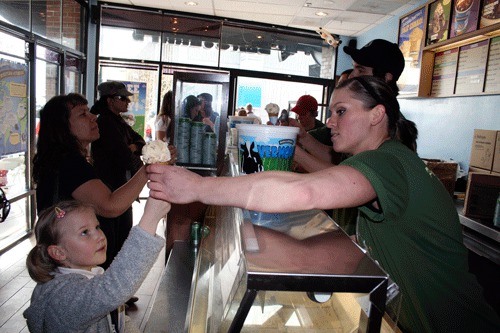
[398,5,427,95]
[426,0,452,45]
[450,0,481,37]
[480,0,500,28]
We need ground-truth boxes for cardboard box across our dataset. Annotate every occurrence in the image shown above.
[468,166,491,175]
[493,133,500,173]
[469,129,498,171]
[422,159,457,196]
[463,172,500,220]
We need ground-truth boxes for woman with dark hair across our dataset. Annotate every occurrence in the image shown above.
[33,93,148,237]
[182,95,202,121]
[197,92,219,132]
[156,90,174,142]
[147,77,499,332]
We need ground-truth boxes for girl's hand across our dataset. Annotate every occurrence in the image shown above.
[139,197,171,235]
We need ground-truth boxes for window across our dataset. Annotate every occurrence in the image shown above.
[65,54,84,94]
[0,31,31,253]
[100,26,162,61]
[220,25,334,79]
[36,45,61,111]
[0,0,29,32]
[99,63,160,139]
[235,76,324,123]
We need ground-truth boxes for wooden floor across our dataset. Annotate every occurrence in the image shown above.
[0,200,166,333]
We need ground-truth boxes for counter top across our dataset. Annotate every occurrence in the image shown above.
[455,201,500,265]
[143,241,195,333]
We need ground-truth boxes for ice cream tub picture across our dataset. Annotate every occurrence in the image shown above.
[236,124,299,174]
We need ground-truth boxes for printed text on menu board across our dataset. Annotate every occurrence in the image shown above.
[431,48,459,97]
[485,36,500,93]
[455,40,489,95]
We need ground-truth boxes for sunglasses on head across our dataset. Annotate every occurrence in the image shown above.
[0,188,11,223]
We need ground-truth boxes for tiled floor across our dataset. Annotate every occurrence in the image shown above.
[0,200,166,333]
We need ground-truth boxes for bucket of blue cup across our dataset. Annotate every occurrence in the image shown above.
[236,124,300,225]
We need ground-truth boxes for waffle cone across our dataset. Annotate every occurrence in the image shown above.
[156,160,174,165]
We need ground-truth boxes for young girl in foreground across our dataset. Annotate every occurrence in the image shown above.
[23,197,170,333]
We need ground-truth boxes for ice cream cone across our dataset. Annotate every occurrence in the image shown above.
[142,140,172,164]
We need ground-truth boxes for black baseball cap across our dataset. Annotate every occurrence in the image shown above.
[343,39,405,81]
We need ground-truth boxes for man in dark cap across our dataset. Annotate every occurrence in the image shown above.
[297,38,406,162]
[343,38,405,95]
[90,81,145,305]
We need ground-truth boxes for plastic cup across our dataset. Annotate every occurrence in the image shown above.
[268,114,279,125]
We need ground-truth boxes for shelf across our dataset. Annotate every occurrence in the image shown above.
[424,22,500,53]
[418,22,500,98]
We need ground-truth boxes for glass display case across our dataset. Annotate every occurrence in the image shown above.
[172,71,230,175]
[184,152,394,332]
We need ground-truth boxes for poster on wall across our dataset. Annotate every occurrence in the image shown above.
[0,59,29,156]
[398,5,426,95]
[480,0,500,28]
[119,81,147,137]
[426,0,452,45]
[450,0,481,38]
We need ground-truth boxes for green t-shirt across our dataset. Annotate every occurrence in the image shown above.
[341,140,499,332]
[308,124,332,146]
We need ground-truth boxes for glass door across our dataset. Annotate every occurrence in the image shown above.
[0,31,33,253]
[172,70,230,175]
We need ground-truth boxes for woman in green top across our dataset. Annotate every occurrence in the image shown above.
[146,76,500,332]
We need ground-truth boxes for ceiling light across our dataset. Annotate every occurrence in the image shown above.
[304,2,312,7]
[185,1,198,6]
[315,11,328,17]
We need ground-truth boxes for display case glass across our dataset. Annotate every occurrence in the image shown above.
[172,71,230,175]
[185,152,394,332]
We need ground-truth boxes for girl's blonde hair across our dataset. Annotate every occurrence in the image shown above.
[26,200,94,283]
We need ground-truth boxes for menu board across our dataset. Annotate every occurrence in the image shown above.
[485,36,500,93]
[455,40,489,94]
[431,48,459,96]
